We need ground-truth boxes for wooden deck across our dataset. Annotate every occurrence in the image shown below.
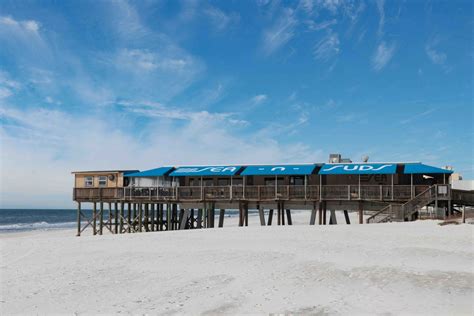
[73,184,440,202]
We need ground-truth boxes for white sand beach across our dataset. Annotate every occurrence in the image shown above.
[1,211,473,315]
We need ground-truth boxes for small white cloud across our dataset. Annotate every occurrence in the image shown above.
[305,19,337,31]
[372,41,396,71]
[376,0,385,37]
[204,6,239,31]
[0,16,40,33]
[0,87,12,99]
[425,42,447,65]
[313,31,340,61]
[116,49,190,72]
[251,94,268,104]
[262,8,297,55]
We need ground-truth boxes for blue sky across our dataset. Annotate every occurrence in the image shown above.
[0,0,472,208]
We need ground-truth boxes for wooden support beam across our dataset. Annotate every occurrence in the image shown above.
[108,202,112,232]
[238,203,243,227]
[323,202,327,225]
[329,210,337,225]
[343,210,350,224]
[159,204,164,231]
[92,202,97,235]
[127,203,132,233]
[277,204,281,226]
[166,204,171,231]
[318,201,323,225]
[114,202,118,234]
[144,203,149,232]
[76,202,81,237]
[99,202,104,235]
[286,209,292,225]
[173,204,178,230]
[310,202,317,225]
[244,203,249,227]
[358,201,363,224]
[179,209,185,230]
[219,209,225,227]
[281,203,285,226]
[119,202,124,233]
[197,209,203,228]
[180,209,190,230]
[190,209,195,229]
[268,209,274,226]
[133,203,137,231]
[258,206,265,226]
[150,204,155,232]
[138,203,143,232]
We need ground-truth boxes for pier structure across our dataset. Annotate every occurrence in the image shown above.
[72,158,473,236]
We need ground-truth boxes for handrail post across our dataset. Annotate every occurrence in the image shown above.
[348,185,350,200]
[230,185,233,200]
[380,185,382,201]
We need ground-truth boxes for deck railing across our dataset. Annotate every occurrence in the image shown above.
[74,184,436,202]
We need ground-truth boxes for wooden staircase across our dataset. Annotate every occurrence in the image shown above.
[367,186,437,224]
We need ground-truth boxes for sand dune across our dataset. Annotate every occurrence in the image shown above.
[1,211,473,315]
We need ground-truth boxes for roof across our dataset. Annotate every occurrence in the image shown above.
[125,167,174,177]
[319,163,397,175]
[169,166,243,177]
[71,170,139,174]
[403,163,453,174]
[240,164,317,176]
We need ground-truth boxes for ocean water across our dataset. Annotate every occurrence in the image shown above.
[0,208,251,233]
[0,209,92,233]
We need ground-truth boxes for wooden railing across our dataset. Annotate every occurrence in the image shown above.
[74,185,434,202]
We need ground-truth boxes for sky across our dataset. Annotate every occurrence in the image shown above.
[0,0,473,208]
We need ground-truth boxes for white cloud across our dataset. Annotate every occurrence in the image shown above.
[313,31,340,61]
[372,41,396,71]
[0,16,40,33]
[262,8,297,55]
[425,42,447,65]
[305,19,337,31]
[251,94,268,105]
[400,109,435,125]
[376,0,385,37]
[0,87,13,99]
[204,6,239,31]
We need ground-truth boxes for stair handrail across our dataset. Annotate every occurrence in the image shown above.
[366,204,392,224]
[402,185,436,219]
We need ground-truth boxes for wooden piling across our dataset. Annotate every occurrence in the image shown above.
[180,209,189,230]
[310,202,317,225]
[190,209,195,228]
[258,206,265,226]
[150,204,155,232]
[318,201,323,225]
[323,202,327,225]
[114,202,118,234]
[244,203,249,227]
[238,203,244,227]
[197,209,203,228]
[127,202,131,233]
[108,202,112,232]
[219,209,225,227]
[358,201,363,224]
[138,203,143,232]
[286,209,292,225]
[99,202,104,235]
[76,202,81,237]
[343,210,351,224]
[92,202,97,235]
[144,203,149,232]
[268,209,274,225]
[277,204,281,226]
[119,202,124,233]
[281,203,285,225]
[329,210,337,225]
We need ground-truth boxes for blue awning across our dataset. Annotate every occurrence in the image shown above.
[240,164,317,176]
[403,163,453,174]
[169,166,242,177]
[319,163,397,175]
[125,167,174,177]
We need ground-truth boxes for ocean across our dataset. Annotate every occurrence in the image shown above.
[0,208,251,233]
[0,209,91,233]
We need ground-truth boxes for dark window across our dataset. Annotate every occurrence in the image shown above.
[290,176,304,185]
[217,178,230,186]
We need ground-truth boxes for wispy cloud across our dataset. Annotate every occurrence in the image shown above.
[376,0,385,37]
[425,38,447,66]
[372,41,396,71]
[262,8,297,55]
[251,94,268,105]
[305,19,337,31]
[203,6,240,31]
[0,16,40,33]
[400,108,435,125]
[313,31,340,61]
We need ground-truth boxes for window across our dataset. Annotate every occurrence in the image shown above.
[290,176,304,185]
[84,176,93,187]
[98,176,107,187]
[217,178,230,186]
